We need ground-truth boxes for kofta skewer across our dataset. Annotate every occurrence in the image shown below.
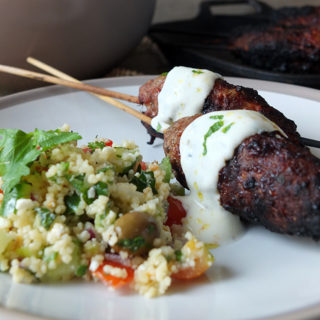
[1,63,320,241]
[0,62,318,148]
[25,60,320,240]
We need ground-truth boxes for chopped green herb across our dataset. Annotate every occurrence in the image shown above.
[131,171,157,194]
[75,265,88,277]
[156,123,162,132]
[67,174,85,194]
[160,157,172,183]
[192,69,204,74]
[117,236,146,252]
[175,250,183,262]
[210,115,224,120]
[1,182,32,216]
[94,181,109,197]
[87,141,105,152]
[0,128,81,216]
[65,193,80,214]
[202,120,224,156]
[60,162,69,173]
[35,207,56,230]
[97,165,113,173]
[161,72,168,76]
[33,129,81,152]
[222,122,235,133]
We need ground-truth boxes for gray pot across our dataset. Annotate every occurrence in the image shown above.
[0,0,155,93]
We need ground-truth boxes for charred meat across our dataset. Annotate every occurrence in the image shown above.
[139,76,300,143]
[164,116,320,239]
[231,6,320,73]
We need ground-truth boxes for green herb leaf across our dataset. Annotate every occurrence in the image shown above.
[202,120,224,156]
[87,141,106,152]
[192,69,204,74]
[67,174,86,194]
[222,122,235,133]
[156,123,162,132]
[117,236,146,252]
[210,115,224,120]
[94,182,109,197]
[97,165,113,173]
[175,250,183,262]
[60,162,69,173]
[160,157,172,183]
[65,193,80,214]
[0,128,81,216]
[161,72,168,76]
[0,129,39,195]
[35,207,56,230]
[0,182,32,216]
[33,129,81,151]
[75,265,88,277]
[131,171,157,194]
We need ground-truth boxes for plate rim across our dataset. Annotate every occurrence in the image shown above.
[0,76,320,320]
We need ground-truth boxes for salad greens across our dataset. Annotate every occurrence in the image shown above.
[0,128,81,216]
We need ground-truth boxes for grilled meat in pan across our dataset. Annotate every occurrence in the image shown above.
[139,76,300,144]
[164,116,320,239]
[231,6,320,73]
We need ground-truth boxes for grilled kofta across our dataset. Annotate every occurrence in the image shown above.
[139,75,300,144]
[164,114,320,239]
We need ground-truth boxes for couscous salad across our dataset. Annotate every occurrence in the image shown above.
[0,125,213,297]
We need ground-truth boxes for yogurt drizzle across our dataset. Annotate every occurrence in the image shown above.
[179,110,285,244]
[151,66,221,133]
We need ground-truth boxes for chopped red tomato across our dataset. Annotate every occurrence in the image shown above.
[165,196,187,227]
[172,239,214,280]
[82,147,90,153]
[92,260,134,288]
[140,161,147,171]
[104,140,113,147]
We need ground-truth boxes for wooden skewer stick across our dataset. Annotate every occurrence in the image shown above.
[0,63,151,124]
[26,57,151,125]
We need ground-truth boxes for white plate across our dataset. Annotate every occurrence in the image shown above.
[0,76,320,320]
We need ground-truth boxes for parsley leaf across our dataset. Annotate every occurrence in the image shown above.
[87,141,106,152]
[65,193,81,214]
[117,236,146,252]
[131,171,157,194]
[0,128,81,216]
[75,265,88,277]
[35,207,56,230]
[175,250,183,262]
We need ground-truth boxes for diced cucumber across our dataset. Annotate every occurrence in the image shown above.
[41,239,81,282]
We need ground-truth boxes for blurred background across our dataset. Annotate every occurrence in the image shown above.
[0,0,319,93]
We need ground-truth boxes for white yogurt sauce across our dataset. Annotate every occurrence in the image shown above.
[151,66,221,133]
[179,110,285,244]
